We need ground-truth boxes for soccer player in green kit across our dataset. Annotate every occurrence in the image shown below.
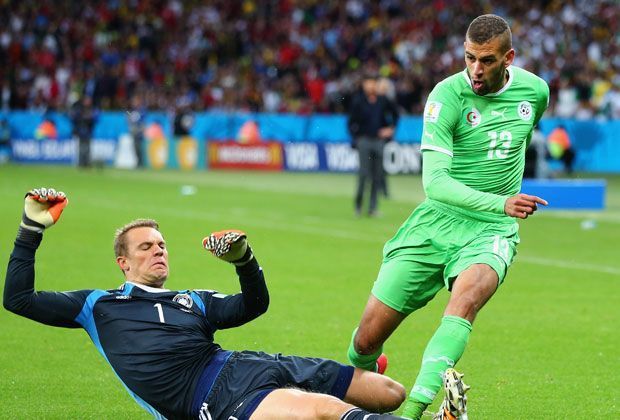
[346,14,549,420]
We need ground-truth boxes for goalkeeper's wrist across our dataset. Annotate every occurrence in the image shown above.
[235,253,260,276]
[16,225,43,248]
[20,220,44,233]
[230,246,254,267]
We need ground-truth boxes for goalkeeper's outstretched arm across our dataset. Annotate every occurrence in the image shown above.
[3,188,90,328]
[201,230,269,329]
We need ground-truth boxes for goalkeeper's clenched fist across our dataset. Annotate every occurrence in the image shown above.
[203,230,254,266]
[20,187,68,234]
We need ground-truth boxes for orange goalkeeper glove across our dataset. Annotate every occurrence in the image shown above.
[203,230,254,266]
[21,187,68,233]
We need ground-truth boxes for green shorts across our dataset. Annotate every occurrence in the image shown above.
[372,200,520,315]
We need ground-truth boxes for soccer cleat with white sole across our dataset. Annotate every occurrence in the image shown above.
[433,368,470,420]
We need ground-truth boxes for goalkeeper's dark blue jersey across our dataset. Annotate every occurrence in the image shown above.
[3,235,269,419]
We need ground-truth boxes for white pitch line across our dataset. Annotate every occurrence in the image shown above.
[537,211,620,224]
[90,198,620,277]
[517,255,620,276]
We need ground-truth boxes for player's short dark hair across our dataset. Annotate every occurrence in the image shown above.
[362,71,378,81]
[114,219,160,257]
[466,14,512,53]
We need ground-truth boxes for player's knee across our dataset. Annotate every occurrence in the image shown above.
[378,376,406,411]
[446,295,479,321]
[390,379,407,408]
[362,373,406,412]
[309,393,350,419]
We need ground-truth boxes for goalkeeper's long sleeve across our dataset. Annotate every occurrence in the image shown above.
[203,257,270,329]
[422,150,507,214]
[3,234,91,328]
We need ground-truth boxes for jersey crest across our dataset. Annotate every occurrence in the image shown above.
[517,101,532,121]
[465,108,482,127]
[173,293,194,309]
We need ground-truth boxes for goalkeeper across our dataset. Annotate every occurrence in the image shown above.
[4,187,406,420]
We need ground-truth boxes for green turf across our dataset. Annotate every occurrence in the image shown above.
[1,164,619,419]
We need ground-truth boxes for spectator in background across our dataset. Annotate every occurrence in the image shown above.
[523,125,549,179]
[173,99,194,138]
[547,125,576,175]
[0,1,617,116]
[600,78,620,120]
[348,73,398,217]
[375,77,401,198]
[127,95,146,168]
[70,96,97,168]
[0,118,10,164]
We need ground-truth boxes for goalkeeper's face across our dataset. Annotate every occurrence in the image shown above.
[117,227,169,287]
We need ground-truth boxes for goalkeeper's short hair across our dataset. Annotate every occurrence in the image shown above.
[114,219,160,257]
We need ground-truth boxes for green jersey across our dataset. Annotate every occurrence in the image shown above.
[421,66,549,222]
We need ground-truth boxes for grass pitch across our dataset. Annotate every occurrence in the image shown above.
[1,164,619,419]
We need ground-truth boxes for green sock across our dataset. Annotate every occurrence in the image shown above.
[408,316,472,408]
[400,399,428,420]
[347,327,383,371]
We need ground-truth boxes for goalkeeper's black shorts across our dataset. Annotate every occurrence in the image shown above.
[198,350,354,420]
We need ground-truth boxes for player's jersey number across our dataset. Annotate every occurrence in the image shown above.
[493,235,511,264]
[487,130,512,159]
[154,303,165,323]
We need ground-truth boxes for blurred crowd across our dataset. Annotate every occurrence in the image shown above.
[1,0,618,118]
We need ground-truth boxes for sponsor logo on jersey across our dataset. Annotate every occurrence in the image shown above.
[173,293,194,309]
[115,295,132,300]
[465,108,481,127]
[490,108,508,120]
[424,101,442,123]
[518,101,533,121]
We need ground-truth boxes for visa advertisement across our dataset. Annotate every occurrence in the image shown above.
[4,111,620,173]
[281,142,421,174]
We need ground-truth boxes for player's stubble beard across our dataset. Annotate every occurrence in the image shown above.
[473,66,508,96]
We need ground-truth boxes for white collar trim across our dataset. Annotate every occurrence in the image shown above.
[462,66,514,96]
[127,281,170,293]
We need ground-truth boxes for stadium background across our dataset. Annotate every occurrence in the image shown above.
[1,0,619,418]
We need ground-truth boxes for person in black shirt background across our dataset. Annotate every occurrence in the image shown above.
[376,77,401,199]
[4,187,407,420]
[70,96,97,168]
[127,95,146,168]
[173,99,195,138]
[348,74,399,217]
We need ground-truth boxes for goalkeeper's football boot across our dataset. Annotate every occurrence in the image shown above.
[433,368,470,420]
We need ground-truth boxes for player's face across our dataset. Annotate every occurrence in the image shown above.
[464,36,514,95]
[117,227,169,287]
[362,79,377,96]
